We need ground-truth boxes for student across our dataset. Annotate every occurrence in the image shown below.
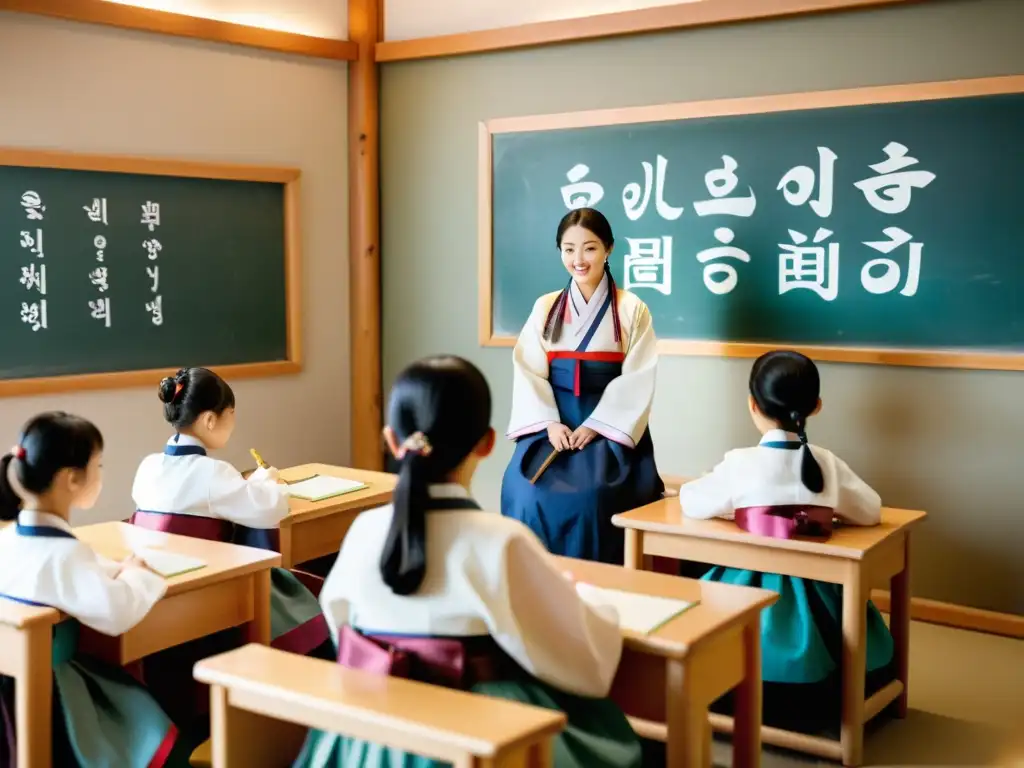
[0,412,188,767]
[295,356,641,768]
[678,350,895,731]
[131,367,330,659]
[501,207,663,565]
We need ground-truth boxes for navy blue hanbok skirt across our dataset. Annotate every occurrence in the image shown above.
[501,359,663,564]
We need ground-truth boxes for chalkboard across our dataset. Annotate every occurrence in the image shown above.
[479,75,1024,371]
[0,150,301,396]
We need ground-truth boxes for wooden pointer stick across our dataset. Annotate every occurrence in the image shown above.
[529,448,561,485]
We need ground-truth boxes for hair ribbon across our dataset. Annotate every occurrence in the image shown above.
[11,446,25,460]
[173,381,184,402]
[397,432,433,459]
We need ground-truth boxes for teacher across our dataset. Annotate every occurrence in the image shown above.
[500,207,664,564]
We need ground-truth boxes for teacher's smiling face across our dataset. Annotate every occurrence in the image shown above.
[559,224,611,295]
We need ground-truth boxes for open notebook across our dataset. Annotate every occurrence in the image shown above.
[137,548,207,579]
[575,583,696,635]
[286,474,368,502]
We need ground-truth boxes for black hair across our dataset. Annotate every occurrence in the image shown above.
[543,207,622,346]
[749,350,825,494]
[0,412,105,521]
[380,356,492,595]
[158,367,235,430]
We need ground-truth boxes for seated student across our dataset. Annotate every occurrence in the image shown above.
[295,356,641,768]
[678,350,894,732]
[0,412,189,767]
[131,368,332,726]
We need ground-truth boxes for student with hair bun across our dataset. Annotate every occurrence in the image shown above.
[0,412,188,767]
[299,355,641,768]
[130,367,331,723]
[678,350,894,730]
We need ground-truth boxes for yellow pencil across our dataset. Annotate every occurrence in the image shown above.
[250,448,268,470]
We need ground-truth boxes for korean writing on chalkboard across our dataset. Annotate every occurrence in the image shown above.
[142,201,163,326]
[19,191,47,331]
[84,198,112,328]
[558,141,935,301]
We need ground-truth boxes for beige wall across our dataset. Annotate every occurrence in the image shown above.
[380,0,1024,614]
[0,12,350,523]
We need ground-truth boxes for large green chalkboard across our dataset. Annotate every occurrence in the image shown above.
[482,76,1024,370]
[0,152,300,394]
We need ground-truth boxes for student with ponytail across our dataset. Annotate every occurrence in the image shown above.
[299,356,641,768]
[501,207,663,565]
[678,350,894,730]
[0,412,188,767]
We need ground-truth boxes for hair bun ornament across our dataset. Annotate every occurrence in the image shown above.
[11,445,25,460]
[172,381,184,402]
[398,431,433,459]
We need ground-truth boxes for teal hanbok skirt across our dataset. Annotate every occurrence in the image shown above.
[0,620,189,768]
[703,568,895,731]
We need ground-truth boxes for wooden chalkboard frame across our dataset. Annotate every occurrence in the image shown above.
[0,148,302,396]
[478,74,1024,371]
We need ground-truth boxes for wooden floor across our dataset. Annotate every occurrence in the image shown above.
[709,620,1024,767]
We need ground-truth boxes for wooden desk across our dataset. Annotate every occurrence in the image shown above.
[194,643,566,768]
[556,557,777,768]
[612,500,927,766]
[279,463,397,569]
[74,522,280,664]
[0,600,62,768]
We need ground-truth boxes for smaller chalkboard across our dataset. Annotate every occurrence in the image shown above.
[0,150,302,396]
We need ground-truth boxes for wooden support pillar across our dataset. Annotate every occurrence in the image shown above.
[348,0,383,470]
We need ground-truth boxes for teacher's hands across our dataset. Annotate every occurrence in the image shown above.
[547,423,572,451]
[569,426,598,451]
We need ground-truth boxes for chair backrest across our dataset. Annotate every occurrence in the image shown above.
[0,598,61,768]
[194,643,567,767]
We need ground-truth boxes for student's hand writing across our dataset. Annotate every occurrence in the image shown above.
[546,423,572,452]
[569,426,598,451]
[117,555,153,576]
[250,466,280,483]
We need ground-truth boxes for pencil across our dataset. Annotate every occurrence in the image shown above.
[529,448,560,485]
[250,448,268,470]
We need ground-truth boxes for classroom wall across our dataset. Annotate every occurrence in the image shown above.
[380,0,1024,615]
[0,12,350,523]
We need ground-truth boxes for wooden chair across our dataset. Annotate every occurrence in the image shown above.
[193,643,567,767]
[0,599,62,768]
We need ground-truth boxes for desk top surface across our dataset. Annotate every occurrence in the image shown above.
[75,521,280,593]
[613,498,926,560]
[555,556,777,658]
[281,463,397,524]
[196,643,567,755]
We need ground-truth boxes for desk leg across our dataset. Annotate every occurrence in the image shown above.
[624,529,644,570]
[889,536,911,718]
[666,659,704,768]
[16,623,52,768]
[244,570,272,645]
[841,564,867,767]
[732,619,762,768]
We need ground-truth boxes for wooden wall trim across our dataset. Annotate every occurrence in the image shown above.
[376,0,930,62]
[348,0,384,471]
[872,591,1024,640]
[0,0,358,60]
